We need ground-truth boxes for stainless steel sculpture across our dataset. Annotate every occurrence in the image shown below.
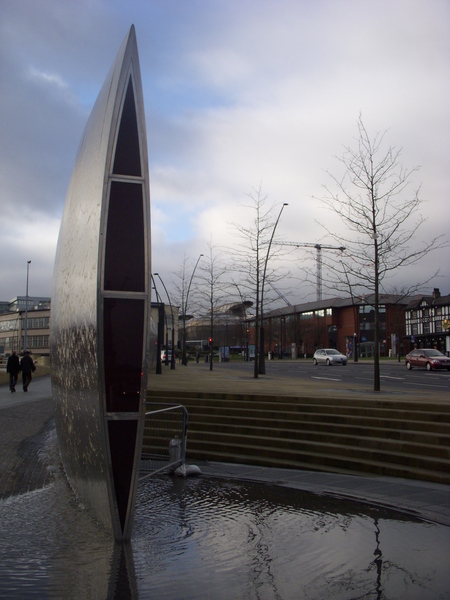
[51,26,151,543]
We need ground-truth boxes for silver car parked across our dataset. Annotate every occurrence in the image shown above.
[313,348,347,366]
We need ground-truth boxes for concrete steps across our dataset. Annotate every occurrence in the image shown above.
[146,390,450,484]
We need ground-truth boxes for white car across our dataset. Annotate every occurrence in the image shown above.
[161,350,176,361]
[313,348,347,366]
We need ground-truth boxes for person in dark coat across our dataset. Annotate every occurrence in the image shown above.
[6,350,20,392]
[20,351,36,392]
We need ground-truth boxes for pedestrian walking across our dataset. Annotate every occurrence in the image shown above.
[20,351,36,392]
[6,350,20,392]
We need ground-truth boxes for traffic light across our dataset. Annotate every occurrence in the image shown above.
[209,337,213,345]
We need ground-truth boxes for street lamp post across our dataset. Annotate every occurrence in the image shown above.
[182,254,203,366]
[164,318,169,365]
[278,314,283,359]
[154,273,176,370]
[232,281,249,361]
[341,259,358,362]
[259,203,288,374]
[24,260,31,353]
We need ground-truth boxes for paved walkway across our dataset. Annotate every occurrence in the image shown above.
[0,374,448,526]
[0,377,55,499]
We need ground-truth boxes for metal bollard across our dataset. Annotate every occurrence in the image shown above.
[169,435,182,471]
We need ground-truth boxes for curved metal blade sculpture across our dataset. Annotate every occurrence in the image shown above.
[51,26,151,543]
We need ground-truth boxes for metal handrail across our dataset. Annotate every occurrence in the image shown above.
[140,402,188,480]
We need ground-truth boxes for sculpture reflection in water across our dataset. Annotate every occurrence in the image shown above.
[50,25,151,543]
[1,460,448,599]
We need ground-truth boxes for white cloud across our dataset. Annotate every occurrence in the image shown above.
[28,67,69,90]
[0,0,448,304]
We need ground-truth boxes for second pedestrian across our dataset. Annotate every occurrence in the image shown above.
[20,351,36,392]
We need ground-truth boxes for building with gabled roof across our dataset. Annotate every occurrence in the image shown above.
[405,288,450,354]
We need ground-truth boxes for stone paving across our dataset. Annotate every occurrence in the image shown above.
[0,373,449,527]
[0,396,55,498]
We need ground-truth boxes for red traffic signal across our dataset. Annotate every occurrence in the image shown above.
[209,337,213,344]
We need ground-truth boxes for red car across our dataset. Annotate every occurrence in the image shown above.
[405,349,450,371]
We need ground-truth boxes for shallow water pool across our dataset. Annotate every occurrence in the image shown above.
[0,462,448,599]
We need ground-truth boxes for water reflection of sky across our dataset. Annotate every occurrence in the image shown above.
[0,439,448,599]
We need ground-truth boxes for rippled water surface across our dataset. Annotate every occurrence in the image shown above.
[0,469,448,599]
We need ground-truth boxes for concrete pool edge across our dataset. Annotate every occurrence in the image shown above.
[193,460,450,527]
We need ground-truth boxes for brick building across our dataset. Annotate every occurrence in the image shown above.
[248,294,413,359]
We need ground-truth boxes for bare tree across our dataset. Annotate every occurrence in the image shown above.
[197,238,229,370]
[318,115,446,391]
[231,185,289,378]
[173,253,203,366]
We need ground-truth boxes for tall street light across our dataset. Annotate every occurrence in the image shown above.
[154,273,176,370]
[341,259,358,363]
[232,281,249,361]
[259,203,288,374]
[182,254,203,366]
[24,260,31,353]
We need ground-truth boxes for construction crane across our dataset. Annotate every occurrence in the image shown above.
[277,242,345,301]
[268,282,292,306]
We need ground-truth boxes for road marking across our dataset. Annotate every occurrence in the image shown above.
[404,381,448,389]
[311,376,341,381]
[380,375,404,380]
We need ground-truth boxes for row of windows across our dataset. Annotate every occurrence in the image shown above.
[299,309,332,320]
[360,322,386,331]
[27,317,50,329]
[0,318,21,332]
[408,321,445,335]
[0,317,50,331]
[359,305,386,314]
[0,335,49,350]
[407,306,447,320]
[262,309,334,325]
[27,335,49,348]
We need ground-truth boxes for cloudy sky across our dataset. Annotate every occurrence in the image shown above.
[1,0,449,306]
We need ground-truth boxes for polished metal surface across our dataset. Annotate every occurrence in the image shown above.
[51,25,151,542]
